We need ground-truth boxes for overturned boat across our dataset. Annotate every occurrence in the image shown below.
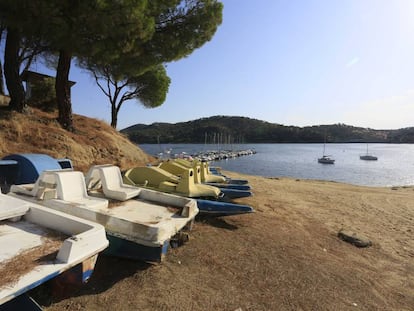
[9,166,198,263]
[0,193,108,307]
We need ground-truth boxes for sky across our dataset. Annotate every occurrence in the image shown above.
[31,0,414,130]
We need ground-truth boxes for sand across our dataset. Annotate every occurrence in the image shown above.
[33,172,414,310]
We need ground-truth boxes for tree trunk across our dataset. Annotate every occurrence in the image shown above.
[4,27,26,111]
[0,59,5,95]
[111,98,125,129]
[0,28,5,95]
[110,85,121,128]
[111,103,118,128]
[56,49,73,131]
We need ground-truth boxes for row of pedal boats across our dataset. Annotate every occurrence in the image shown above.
[0,153,254,309]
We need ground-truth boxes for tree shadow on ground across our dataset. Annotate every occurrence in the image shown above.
[196,216,239,231]
[29,255,151,307]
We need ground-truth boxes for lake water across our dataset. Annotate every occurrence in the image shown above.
[138,143,414,187]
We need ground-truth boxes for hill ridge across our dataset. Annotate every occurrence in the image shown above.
[121,115,414,143]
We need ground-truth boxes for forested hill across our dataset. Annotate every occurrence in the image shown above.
[121,116,414,144]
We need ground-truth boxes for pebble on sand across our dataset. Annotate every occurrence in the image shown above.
[337,229,372,248]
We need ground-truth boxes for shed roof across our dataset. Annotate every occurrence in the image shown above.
[21,70,76,87]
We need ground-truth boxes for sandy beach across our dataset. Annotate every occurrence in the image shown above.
[33,171,414,310]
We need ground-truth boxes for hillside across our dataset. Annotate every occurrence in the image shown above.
[0,108,154,172]
[121,115,414,144]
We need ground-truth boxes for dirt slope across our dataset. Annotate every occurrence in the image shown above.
[0,108,153,171]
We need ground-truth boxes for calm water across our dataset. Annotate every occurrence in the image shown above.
[138,143,414,187]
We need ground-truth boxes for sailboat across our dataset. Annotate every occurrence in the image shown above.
[360,143,378,161]
[318,133,335,164]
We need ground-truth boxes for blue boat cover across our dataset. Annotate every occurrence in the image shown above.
[0,160,18,184]
[2,153,62,184]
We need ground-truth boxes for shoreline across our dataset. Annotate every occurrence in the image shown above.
[34,172,413,310]
[139,143,414,188]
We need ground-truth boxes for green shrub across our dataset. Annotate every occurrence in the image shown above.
[27,77,57,112]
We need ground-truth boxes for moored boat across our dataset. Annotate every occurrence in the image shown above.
[359,154,378,161]
[360,144,378,161]
[318,155,335,164]
[318,133,335,164]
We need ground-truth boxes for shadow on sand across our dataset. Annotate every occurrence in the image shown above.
[197,216,239,231]
[29,255,151,307]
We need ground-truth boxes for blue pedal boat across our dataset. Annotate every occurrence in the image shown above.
[196,199,254,217]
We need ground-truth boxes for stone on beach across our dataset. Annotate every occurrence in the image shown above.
[337,229,372,248]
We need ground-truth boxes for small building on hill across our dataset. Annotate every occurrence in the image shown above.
[21,70,76,100]
[21,70,76,111]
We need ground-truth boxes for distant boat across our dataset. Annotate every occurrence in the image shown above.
[318,134,335,164]
[318,155,335,164]
[360,144,378,161]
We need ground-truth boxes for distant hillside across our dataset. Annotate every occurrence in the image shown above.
[121,116,414,143]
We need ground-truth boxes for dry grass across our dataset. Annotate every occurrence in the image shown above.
[0,229,67,289]
[107,199,128,208]
[0,107,154,172]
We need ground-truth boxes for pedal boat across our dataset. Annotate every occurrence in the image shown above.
[9,167,198,263]
[0,193,108,306]
[159,160,252,199]
[124,166,254,217]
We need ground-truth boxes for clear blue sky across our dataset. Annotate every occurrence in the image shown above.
[37,0,414,130]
